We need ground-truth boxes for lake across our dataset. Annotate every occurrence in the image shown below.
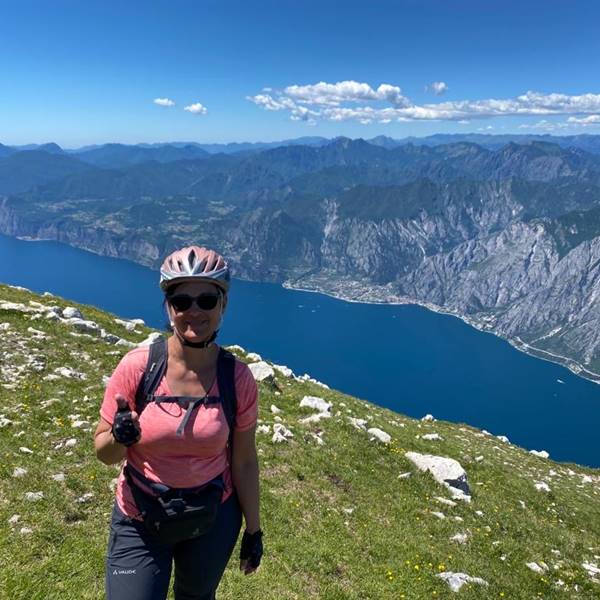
[1,233,598,467]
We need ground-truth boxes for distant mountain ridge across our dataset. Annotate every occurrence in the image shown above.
[4,137,599,200]
[3,135,600,378]
[4,132,600,161]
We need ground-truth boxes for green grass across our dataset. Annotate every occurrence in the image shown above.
[1,283,599,599]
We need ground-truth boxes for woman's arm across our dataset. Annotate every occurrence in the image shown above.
[231,426,261,534]
[94,417,127,465]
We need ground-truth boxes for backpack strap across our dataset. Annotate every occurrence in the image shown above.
[134,337,168,416]
[133,340,237,450]
[217,348,237,460]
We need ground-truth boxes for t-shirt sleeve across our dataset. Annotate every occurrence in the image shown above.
[234,361,258,432]
[100,349,146,424]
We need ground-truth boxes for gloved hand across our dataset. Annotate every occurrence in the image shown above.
[111,395,141,447]
[239,529,263,575]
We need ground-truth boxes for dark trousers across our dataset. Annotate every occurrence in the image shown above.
[105,494,242,600]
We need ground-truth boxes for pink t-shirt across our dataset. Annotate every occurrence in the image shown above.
[100,345,258,518]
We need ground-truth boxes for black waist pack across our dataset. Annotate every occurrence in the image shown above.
[125,464,224,544]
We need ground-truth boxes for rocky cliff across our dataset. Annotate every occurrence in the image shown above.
[3,138,600,379]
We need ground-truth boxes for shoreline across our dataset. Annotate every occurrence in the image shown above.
[282,280,600,385]
[5,232,599,385]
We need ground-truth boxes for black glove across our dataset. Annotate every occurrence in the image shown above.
[111,404,140,447]
[240,529,263,569]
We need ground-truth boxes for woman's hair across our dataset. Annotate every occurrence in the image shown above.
[163,296,174,333]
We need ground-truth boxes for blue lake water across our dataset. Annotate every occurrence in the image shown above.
[1,233,598,467]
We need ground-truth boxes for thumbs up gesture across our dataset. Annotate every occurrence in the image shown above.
[111,394,141,447]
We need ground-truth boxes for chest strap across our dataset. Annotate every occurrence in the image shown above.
[153,394,221,437]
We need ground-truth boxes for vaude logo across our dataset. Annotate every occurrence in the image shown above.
[112,569,136,575]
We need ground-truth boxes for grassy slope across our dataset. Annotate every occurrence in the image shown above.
[0,283,598,600]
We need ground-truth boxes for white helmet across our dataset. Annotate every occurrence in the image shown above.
[159,246,230,293]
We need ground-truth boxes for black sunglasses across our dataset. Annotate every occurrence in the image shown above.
[167,293,221,312]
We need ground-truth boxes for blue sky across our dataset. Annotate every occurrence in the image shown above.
[2,0,600,147]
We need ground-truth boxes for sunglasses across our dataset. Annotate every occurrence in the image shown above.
[167,293,221,312]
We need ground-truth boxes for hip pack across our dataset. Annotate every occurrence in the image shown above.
[124,463,224,544]
[124,338,238,543]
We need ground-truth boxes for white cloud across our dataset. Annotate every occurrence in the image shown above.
[283,80,409,107]
[247,94,294,111]
[520,116,600,131]
[567,114,600,125]
[519,120,566,131]
[153,97,175,107]
[248,80,600,127]
[427,81,449,96]
[184,102,208,115]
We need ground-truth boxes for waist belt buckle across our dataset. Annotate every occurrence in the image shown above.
[160,494,186,515]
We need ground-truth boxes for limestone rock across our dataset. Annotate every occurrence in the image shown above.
[54,367,87,380]
[367,428,391,444]
[66,318,99,334]
[529,449,550,458]
[271,423,293,443]
[526,562,548,574]
[348,417,368,430]
[100,330,121,344]
[0,416,13,428]
[114,318,137,331]
[248,361,275,381]
[138,332,163,347]
[437,572,488,592]
[299,412,331,424]
[406,452,471,502]
[24,491,44,502]
[116,338,136,348]
[299,396,331,413]
[272,364,294,377]
[295,373,329,388]
[62,307,83,319]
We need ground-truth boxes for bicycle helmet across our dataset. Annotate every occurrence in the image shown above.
[159,246,231,293]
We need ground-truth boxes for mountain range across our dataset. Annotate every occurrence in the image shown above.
[2,135,600,379]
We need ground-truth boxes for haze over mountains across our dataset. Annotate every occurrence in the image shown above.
[4,132,600,159]
[3,135,600,378]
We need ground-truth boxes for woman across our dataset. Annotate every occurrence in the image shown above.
[94,245,262,600]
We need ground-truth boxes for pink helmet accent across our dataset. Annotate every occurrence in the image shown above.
[159,245,231,292]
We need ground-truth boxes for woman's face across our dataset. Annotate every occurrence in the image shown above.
[166,281,226,344]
